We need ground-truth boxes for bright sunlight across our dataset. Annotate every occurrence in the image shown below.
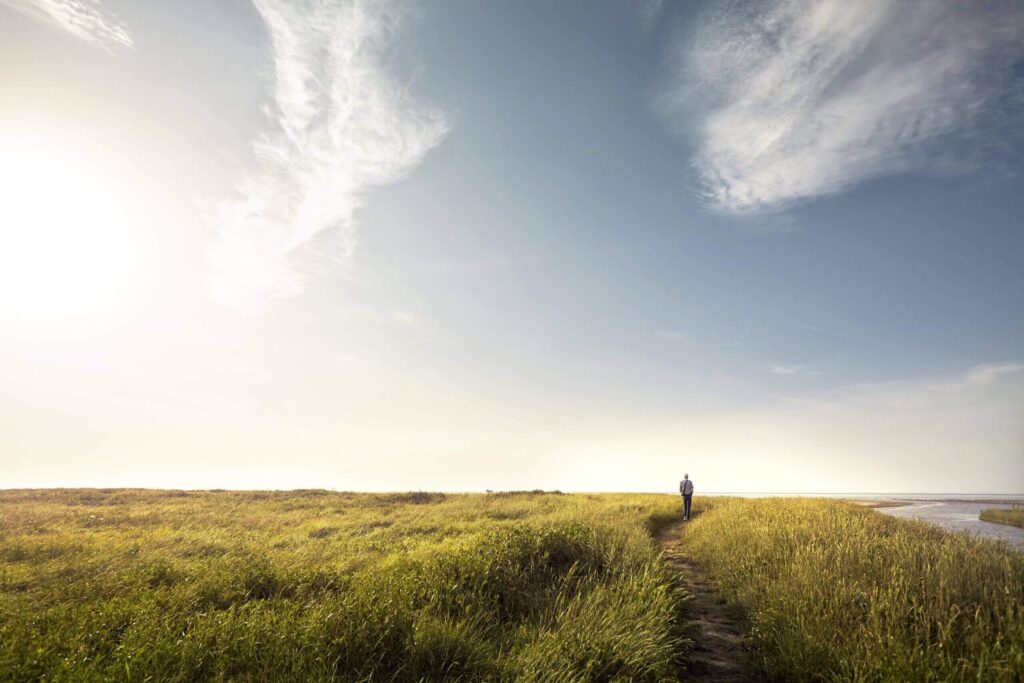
[0,136,158,337]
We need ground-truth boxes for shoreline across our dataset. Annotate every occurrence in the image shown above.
[851,500,912,509]
[703,495,1024,506]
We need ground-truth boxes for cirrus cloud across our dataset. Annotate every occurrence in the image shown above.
[1,0,132,50]
[668,0,1024,214]
[209,0,448,310]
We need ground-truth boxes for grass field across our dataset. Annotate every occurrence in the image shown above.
[981,507,1024,528]
[681,498,1024,682]
[4,490,1024,681]
[0,489,687,681]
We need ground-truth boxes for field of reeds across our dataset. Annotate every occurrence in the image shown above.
[981,507,1024,528]
[681,497,1024,682]
[5,490,1024,682]
[0,489,687,681]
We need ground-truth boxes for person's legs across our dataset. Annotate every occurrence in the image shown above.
[683,494,692,520]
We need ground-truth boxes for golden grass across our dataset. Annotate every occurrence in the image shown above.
[0,489,687,681]
[681,497,1024,682]
[980,507,1024,528]
[6,489,1022,681]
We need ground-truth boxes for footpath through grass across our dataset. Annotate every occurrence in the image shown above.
[981,507,1024,528]
[0,489,687,682]
[682,498,1024,682]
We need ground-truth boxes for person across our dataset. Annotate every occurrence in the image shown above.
[680,474,694,521]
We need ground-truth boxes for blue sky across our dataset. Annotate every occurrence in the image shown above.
[1,0,1022,492]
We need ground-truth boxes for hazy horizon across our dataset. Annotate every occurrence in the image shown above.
[2,0,1022,494]
[4,487,1024,498]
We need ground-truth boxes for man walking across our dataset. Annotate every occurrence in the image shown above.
[680,474,694,521]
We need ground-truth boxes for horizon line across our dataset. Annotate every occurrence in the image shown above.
[2,487,1023,497]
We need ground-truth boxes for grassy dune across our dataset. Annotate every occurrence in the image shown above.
[981,507,1024,528]
[0,489,686,681]
[682,498,1024,682]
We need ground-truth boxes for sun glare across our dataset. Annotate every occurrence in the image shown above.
[0,137,159,337]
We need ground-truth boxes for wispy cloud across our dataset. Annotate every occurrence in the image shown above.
[656,329,743,349]
[655,329,690,342]
[634,0,664,33]
[769,364,804,376]
[966,362,1024,386]
[2,0,132,50]
[555,360,1024,493]
[209,0,448,310]
[668,0,1024,214]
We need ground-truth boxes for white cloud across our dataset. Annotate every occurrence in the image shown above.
[966,362,1024,386]
[670,0,1024,214]
[556,361,1024,493]
[793,362,1024,416]
[2,0,132,50]
[386,310,421,329]
[655,329,689,342]
[769,361,828,376]
[209,0,448,310]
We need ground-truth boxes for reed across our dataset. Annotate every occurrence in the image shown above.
[0,489,687,681]
[682,497,1024,682]
[980,507,1024,528]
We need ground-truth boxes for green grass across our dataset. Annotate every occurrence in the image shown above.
[980,507,1024,528]
[7,490,1023,681]
[0,489,687,681]
[681,497,1024,682]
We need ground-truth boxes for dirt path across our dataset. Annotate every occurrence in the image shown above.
[658,520,761,682]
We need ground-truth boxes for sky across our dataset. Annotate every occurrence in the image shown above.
[1,0,1022,494]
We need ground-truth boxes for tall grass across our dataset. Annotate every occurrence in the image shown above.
[0,489,687,681]
[682,498,1024,682]
[980,507,1024,528]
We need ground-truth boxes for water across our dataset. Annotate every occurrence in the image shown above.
[878,500,1024,551]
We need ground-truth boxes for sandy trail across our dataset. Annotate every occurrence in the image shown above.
[658,520,761,682]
